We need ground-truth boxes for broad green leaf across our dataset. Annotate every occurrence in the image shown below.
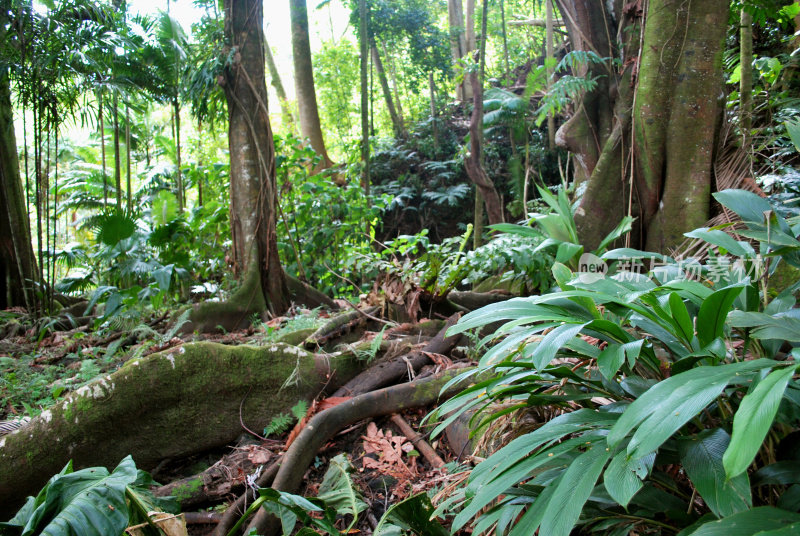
[598,344,625,380]
[679,428,751,518]
[507,475,560,536]
[696,284,745,347]
[488,223,541,238]
[604,451,654,507]
[668,292,695,345]
[755,523,800,535]
[30,456,137,536]
[374,493,448,536]
[727,311,800,343]
[713,189,774,227]
[724,364,800,479]
[552,262,574,290]
[753,461,800,486]
[684,228,749,257]
[685,506,800,536]
[151,264,174,292]
[596,216,634,254]
[608,360,776,450]
[537,443,612,536]
[317,454,366,532]
[530,322,589,370]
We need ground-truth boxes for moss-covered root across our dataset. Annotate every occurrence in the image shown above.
[185,259,266,333]
[244,367,475,536]
[0,342,363,518]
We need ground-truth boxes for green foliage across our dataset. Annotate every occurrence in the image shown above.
[263,413,294,438]
[275,133,389,297]
[227,454,367,536]
[428,190,800,536]
[0,456,174,536]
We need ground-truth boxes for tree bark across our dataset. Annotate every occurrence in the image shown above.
[465,0,503,226]
[555,0,729,252]
[371,40,403,139]
[739,7,753,146]
[223,0,290,314]
[360,0,370,195]
[0,64,39,311]
[448,0,472,102]
[289,0,334,170]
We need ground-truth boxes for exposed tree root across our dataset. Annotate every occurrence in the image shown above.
[244,367,473,536]
[304,306,380,347]
[448,289,513,310]
[154,443,278,509]
[0,342,363,517]
[211,458,280,536]
[330,314,462,397]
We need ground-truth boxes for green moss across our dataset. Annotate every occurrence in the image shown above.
[171,477,203,502]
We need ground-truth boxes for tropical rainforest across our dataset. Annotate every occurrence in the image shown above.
[1,0,800,535]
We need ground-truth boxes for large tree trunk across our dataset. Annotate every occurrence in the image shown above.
[0,65,39,311]
[555,0,729,252]
[447,0,472,102]
[222,0,289,315]
[289,0,334,170]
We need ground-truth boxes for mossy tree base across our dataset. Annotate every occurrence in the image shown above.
[0,341,363,517]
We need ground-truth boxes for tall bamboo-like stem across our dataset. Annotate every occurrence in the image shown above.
[174,99,183,211]
[125,104,131,212]
[545,0,556,149]
[113,91,122,209]
[739,7,753,149]
[359,0,370,196]
[500,0,510,78]
[98,88,107,206]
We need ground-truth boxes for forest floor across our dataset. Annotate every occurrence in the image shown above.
[0,301,485,535]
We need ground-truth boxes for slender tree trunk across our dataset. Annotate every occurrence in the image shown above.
[112,92,122,209]
[223,0,289,313]
[448,0,472,101]
[545,0,555,149]
[380,42,405,132]
[371,40,403,139]
[500,0,510,79]
[359,0,370,195]
[99,89,107,206]
[125,105,132,213]
[0,67,39,310]
[739,8,753,147]
[174,99,184,211]
[264,34,296,133]
[465,0,503,226]
[289,0,334,170]
[197,119,203,207]
[429,71,439,153]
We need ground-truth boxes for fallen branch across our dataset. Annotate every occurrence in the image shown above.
[211,458,280,536]
[244,367,474,536]
[390,414,445,470]
[154,444,277,509]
